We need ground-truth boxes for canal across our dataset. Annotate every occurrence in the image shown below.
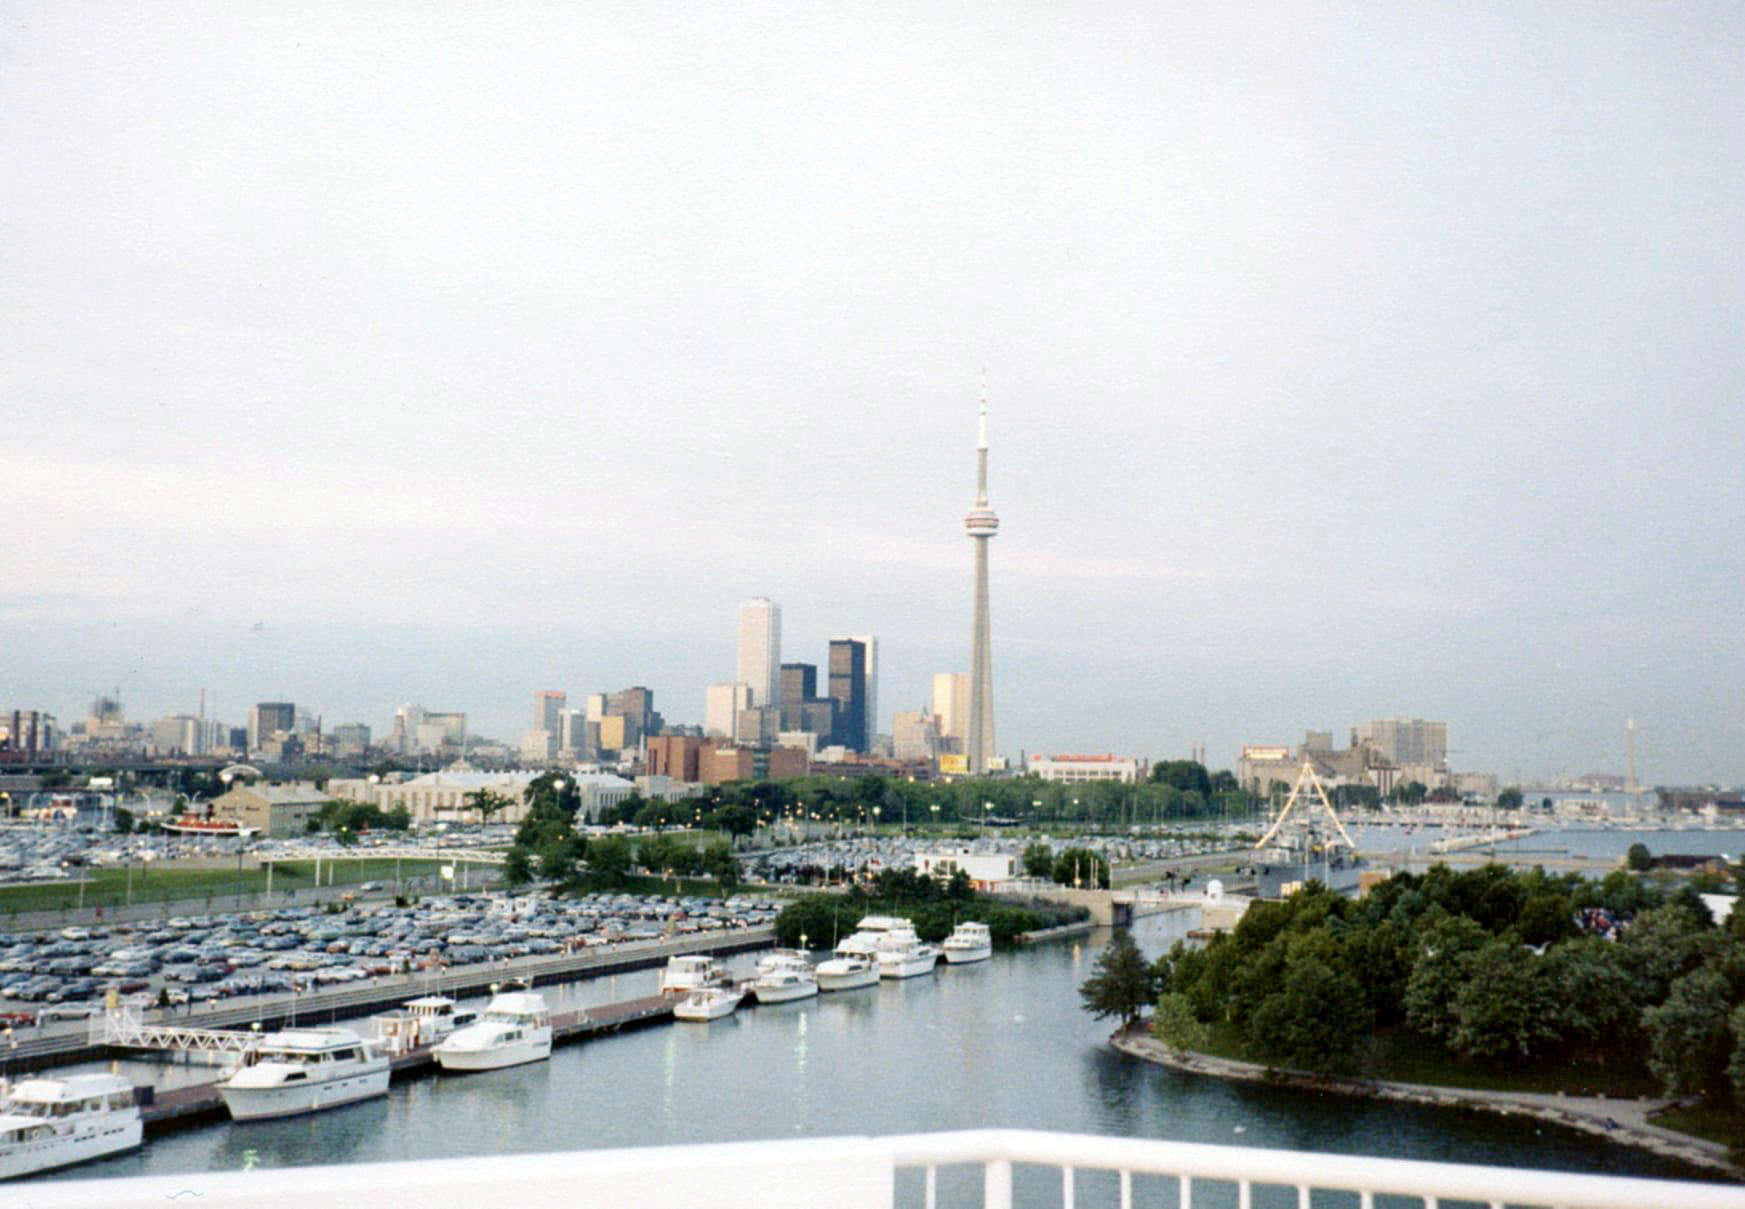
[38,908,1719,1203]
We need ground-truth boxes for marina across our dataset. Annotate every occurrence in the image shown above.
[18,910,1728,1191]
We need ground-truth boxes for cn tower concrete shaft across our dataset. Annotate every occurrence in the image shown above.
[964,397,999,775]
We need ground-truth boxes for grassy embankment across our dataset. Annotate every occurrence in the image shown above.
[1187,1021,1661,1099]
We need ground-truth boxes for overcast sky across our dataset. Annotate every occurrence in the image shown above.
[4,4,1742,785]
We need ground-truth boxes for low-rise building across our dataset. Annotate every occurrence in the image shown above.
[1026,754,1141,784]
[912,848,1019,890]
[210,783,330,837]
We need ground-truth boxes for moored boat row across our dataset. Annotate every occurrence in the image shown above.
[664,916,993,1022]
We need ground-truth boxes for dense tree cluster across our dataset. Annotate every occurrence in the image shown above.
[1135,863,1745,1101]
[587,765,1252,834]
[313,799,411,837]
[502,774,739,893]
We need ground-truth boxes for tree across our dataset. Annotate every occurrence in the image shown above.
[1080,932,1154,1026]
[1544,938,1639,1062]
[1052,848,1110,890]
[1404,914,1487,1041]
[1151,993,1209,1054]
[587,834,633,885]
[1645,966,1736,1098]
[113,807,135,834]
[1396,781,1429,807]
[1449,940,1561,1062]
[537,835,584,883]
[1497,788,1524,810]
[1022,842,1053,879]
[702,841,741,894]
[465,788,515,825]
[1248,955,1372,1073]
[1626,842,1653,872]
[704,803,757,838]
[1150,760,1211,796]
[503,848,533,886]
[1517,892,1576,947]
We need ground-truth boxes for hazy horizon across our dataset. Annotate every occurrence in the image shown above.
[4,6,1741,784]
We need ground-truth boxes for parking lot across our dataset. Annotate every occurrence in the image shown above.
[0,889,781,1026]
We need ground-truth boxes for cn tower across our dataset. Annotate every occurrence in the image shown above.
[964,390,999,775]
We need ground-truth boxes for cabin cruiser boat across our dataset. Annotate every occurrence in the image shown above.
[941,921,993,964]
[672,986,745,1021]
[828,914,910,962]
[369,994,476,1055]
[220,1028,389,1120]
[876,928,939,979]
[659,954,724,995]
[435,991,552,1072]
[0,1073,142,1180]
[748,951,817,1003]
[815,951,879,991]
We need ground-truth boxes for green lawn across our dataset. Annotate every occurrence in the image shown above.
[1650,1103,1745,1151]
[0,858,448,916]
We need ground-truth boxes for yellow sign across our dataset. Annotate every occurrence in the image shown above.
[938,754,968,774]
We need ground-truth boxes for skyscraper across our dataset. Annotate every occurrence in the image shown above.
[827,638,868,752]
[736,598,781,708]
[964,392,999,774]
[931,672,969,750]
[533,691,566,736]
[247,702,295,752]
[833,635,878,745]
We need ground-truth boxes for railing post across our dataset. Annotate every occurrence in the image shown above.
[1061,1164,1074,1209]
[984,1157,1012,1209]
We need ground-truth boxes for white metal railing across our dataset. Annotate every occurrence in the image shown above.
[16,1129,1740,1208]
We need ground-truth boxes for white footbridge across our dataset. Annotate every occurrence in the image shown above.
[94,1006,261,1056]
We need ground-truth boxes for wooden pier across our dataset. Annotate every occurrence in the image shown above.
[139,993,677,1130]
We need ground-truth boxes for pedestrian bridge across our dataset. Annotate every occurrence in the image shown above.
[24,1128,1731,1208]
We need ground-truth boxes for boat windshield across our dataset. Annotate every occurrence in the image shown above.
[257,1050,323,1065]
[482,1010,533,1024]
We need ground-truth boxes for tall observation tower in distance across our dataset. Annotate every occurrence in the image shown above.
[964,390,999,775]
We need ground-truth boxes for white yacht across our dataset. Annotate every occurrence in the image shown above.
[941,921,993,964]
[435,991,552,1072]
[814,951,879,991]
[0,1073,142,1181]
[658,954,724,996]
[369,994,476,1055]
[749,951,818,1003]
[672,986,744,1021]
[876,928,940,979]
[220,1028,390,1121]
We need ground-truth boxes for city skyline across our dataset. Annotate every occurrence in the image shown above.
[3,7,1741,784]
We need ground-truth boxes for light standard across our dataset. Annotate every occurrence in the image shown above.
[929,803,940,830]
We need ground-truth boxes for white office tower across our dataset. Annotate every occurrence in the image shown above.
[705,682,753,740]
[736,598,781,708]
[963,392,999,775]
[931,673,969,746]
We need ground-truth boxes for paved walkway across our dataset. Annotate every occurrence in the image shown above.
[1112,1027,1739,1178]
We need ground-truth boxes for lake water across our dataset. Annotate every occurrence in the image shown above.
[42,909,1721,1204]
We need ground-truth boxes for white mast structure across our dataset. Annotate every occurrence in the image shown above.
[1252,758,1358,855]
[964,384,999,776]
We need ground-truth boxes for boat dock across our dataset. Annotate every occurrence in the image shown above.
[1,927,773,1075]
[137,993,678,1130]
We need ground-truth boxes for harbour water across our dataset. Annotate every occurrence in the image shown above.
[39,910,1719,1199]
